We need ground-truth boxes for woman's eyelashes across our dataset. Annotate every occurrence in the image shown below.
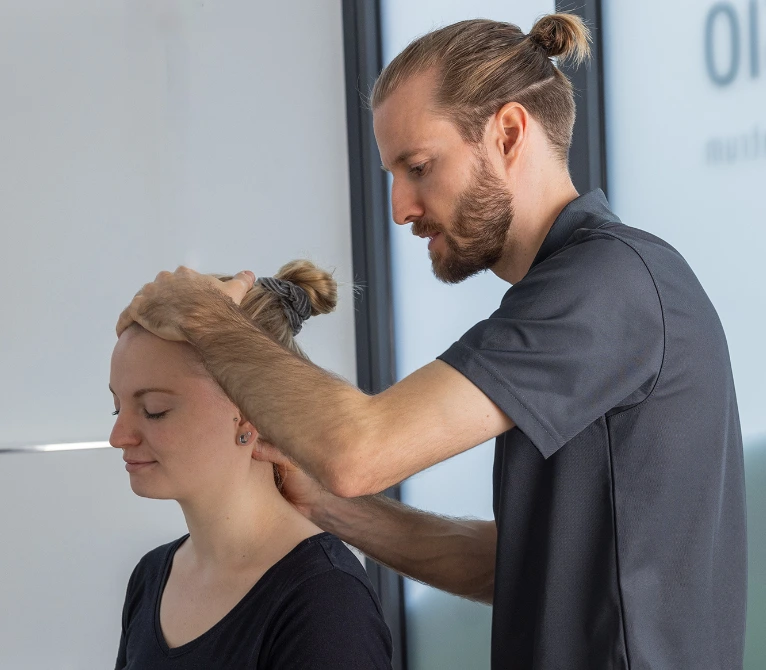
[110,408,169,420]
[144,410,169,420]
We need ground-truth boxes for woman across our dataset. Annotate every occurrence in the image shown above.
[110,260,392,669]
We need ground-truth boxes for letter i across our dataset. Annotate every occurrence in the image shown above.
[750,0,760,77]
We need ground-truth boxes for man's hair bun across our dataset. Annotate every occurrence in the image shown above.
[528,13,591,67]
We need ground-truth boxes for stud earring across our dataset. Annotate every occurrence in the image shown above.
[239,432,252,445]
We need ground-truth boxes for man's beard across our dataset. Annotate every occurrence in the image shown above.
[414,153,514,284]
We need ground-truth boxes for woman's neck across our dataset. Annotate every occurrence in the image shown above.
[176,464,320,574]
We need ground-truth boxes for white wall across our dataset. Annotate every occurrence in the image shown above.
[379,2,554,669]
[0,1,354,667]
[0,0,355,448]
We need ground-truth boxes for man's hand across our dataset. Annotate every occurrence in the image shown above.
[254,436,496,604]
[116,267,255,340]
[253,438,328,519]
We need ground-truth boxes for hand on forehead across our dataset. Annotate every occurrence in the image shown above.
[116,267,256,340]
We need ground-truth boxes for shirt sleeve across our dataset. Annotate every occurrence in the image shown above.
[439,233,664,459]
[260,568,393,670]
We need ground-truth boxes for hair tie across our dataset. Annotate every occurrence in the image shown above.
[256,277,312,336]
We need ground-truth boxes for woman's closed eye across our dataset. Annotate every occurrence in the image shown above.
[143,409,169,420]
[111,409,170,420]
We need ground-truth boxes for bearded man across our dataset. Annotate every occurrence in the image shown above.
[118,14,747,670]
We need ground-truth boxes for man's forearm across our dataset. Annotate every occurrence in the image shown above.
[309,493,496,604]
[185,306,371,495]
[183,295,509,498]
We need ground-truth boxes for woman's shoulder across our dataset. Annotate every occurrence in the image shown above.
[265,532,377,601]
[125,534,188,596]
[258,533,393,668]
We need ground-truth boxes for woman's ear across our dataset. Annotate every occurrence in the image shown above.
[234,416,259,447]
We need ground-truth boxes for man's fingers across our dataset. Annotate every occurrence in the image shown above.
[223,271,256,305]
[115,266,252,339]
[252,438,292,466]
[116,301,140,337]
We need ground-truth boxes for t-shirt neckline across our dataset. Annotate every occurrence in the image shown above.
[153,531,333,657]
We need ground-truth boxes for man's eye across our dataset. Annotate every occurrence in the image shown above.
[409,162,428,177]
[144,410,169,420]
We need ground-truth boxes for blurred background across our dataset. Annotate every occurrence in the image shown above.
[0,1,762,668]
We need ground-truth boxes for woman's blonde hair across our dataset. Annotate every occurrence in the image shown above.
[217,260,337,488]
[217,259,337,358]
[371,14,591,163]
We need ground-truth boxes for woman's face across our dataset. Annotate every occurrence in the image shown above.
[109,326,253,501]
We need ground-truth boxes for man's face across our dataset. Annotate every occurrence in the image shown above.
[374,72,514,284]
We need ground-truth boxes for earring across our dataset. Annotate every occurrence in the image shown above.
[239,432,252,445]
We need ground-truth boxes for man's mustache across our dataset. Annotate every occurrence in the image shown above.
[411,219,445,238]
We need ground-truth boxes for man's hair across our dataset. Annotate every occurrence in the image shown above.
[371,14,591,163]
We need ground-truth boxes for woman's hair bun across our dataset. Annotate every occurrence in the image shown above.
[274,260,337,317]
[528,13,591,67]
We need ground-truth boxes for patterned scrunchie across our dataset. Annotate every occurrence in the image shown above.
[256,276,313,336]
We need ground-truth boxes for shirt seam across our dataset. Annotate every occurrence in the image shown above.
[480,226,667,439]
[317,541,387,618]
[606,417,632,670]
[572,228,667,412]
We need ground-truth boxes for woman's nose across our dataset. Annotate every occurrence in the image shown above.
[109,412,141,449]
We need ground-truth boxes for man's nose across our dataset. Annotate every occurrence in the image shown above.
[391,178,425,226]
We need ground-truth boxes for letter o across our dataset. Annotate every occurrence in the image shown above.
[705,3,741,86]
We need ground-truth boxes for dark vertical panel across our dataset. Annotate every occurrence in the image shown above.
[556,0,608,196]
[341,0,407,667]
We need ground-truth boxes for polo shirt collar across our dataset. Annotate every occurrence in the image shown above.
[530,189,620,270]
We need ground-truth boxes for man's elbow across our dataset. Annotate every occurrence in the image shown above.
[315,432,385,499]
[319,454,379,499]
[457,572,494,605]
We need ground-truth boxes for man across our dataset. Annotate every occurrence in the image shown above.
[118,13,747,670]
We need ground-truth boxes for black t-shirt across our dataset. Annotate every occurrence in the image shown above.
[115,532,393,669]
[439,190,747,670]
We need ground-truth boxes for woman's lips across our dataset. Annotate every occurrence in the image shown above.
[124,460,157,473]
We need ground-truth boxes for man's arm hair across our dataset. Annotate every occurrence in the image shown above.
[186,302,514,497]
[312,493,496,604]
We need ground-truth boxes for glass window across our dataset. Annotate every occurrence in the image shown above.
[379,2,553,668]
[603,1,765,665]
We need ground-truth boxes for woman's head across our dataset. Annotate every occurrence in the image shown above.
[108,260,337,501]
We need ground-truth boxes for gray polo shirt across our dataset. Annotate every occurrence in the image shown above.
[439,190,747,670]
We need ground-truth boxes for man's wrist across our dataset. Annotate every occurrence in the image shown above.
[303,489,350,535]
[180,289,251,347]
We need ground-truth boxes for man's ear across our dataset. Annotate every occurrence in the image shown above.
[491,102,529,170]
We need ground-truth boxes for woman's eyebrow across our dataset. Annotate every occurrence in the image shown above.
[132,388,178,399]
[108,385,178,399]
